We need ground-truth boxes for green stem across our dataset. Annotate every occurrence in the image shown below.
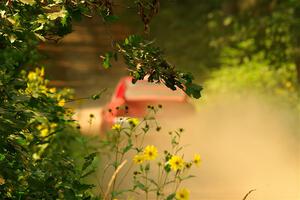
[82,123,104,197]
[156,164,161,200]
[111,133,120,199]
[145,170,149,200]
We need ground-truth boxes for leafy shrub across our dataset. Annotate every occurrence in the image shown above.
[205,48,299,110]
[0,68,97,199]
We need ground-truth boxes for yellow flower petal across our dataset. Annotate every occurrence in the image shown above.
[50,123,58,129]
[112,124,122,131]
[168,155,184,171]
[127,118,140,127]
[143,145,158,160]
[133,154,145,164]
[176,188,190,200]
[27,72,37,80]
[49,88,56,93]
[40,128,49,137]
[193,154,201,167]
[58,99,65,107]
[32,153,40,160]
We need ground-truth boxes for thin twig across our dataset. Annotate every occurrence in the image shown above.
[242,189,256,200]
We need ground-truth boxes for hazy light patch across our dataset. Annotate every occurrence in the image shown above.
[167,93,300,200]
[79,92,299,200]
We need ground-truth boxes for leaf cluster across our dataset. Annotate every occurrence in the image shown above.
[103,35,203,99]
[0,68,98,199]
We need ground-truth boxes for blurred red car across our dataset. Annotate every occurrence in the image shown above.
[100,76,195,132]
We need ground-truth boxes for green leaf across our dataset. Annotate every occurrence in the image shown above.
[111,189,132,198]
[73,180,94,191]
[118,35,203,99]
[184,83,203,99]
[82,152,97,171]
[145,163,150,171]
[165,193,176,200]
[164,164,171,173]
[34,33,46,42]
[134,181,146,191]
[91,88,107,100]
[47,8,68,20]
[99,8,119,23]
[179,175,196,181]
[122,139,132,154]
[123,35,143,46]
[102,53,113,69]
[64,188,76,200]
[103,15,119,23]
[0,154,5,161]
[81,169,96,178]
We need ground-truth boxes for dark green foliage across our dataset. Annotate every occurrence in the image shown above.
[0,68,97,199]
[115,35,202,98]
[208,0,300,84]
[0,0,108,199]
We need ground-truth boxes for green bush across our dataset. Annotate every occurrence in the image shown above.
[204,48,300,110]
[0,67,97,199]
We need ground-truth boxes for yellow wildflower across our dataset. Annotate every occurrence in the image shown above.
[127,118,139,127]
[133,154,145,164]
[38,144,48,153]
[25,88,33,95]
[50,123,58,129]
[40,68,45,76]
[27,72,37,81]
[32,153,40,160]
[49,88,56,93]
[58,99,65,107]
[168,155,184,171]
[176,188,190,200]
[19,0,36,6]
[143,145,158,160]
[40,128,49,137]
[112,124,122,131]
[193,154,201,167]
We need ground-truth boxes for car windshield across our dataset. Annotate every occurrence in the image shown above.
[124,80,185,101]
